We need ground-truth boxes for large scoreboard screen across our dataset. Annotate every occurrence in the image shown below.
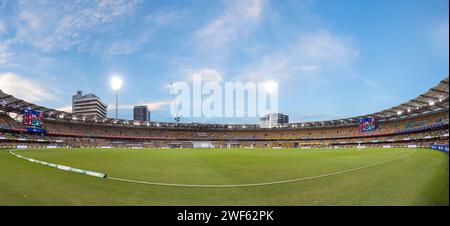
[22,109,44,127]
[359,117,376,132]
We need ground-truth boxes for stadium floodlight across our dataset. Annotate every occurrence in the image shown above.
[110,76,123,91]
[407,108,411,113]
[397,111,402,115]
[264,81,278,93]
[429,101,435,106]
[110,76,123,119]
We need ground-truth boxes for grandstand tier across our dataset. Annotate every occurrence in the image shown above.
[1,77,449,149]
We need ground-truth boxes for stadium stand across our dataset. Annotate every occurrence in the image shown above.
[0,77,449,149]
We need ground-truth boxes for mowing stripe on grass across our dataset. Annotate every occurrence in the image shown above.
[10,149,107,178]
[107,150,417,188]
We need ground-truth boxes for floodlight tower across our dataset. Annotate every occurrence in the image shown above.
[110,76,123,119]
[264,81,278,114]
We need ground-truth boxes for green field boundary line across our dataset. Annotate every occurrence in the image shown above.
[9,149,417,188]
[107,150,418,188]
[9,149,107,178]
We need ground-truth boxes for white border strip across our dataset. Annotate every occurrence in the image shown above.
[10,149,107,178]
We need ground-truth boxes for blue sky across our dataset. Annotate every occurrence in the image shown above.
[0,0,448,123]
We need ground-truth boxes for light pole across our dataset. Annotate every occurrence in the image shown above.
[110,76,123,119]
[115,90,118,119]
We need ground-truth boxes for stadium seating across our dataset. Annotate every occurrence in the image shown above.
[1,109,448,149]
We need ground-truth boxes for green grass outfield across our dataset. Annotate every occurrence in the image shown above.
[0,148,448,206]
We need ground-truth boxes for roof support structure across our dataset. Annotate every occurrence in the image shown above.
[410,99,430,105]
[5,100,23,107]
[19,103,35,109]
[430,88,449,95]
[402,103,420,108]
[0,95,12,101]
[420,94,439,100]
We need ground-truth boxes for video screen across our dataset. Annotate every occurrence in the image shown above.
[22,109,43,127]
[359,117,376,132]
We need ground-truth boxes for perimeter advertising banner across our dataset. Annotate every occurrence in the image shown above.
[431,144,449,153]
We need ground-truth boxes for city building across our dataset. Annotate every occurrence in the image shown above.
[260,113,289,128]
[133,105,151,121]
[72,91,108,118]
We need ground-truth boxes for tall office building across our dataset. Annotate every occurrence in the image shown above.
[72,91,108,118]
[260,113,289,128]
[133,105,151,121]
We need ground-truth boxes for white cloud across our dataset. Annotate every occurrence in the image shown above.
[56,105,72,113]
[373,94,399,104]
[105,9,186,56]
[118,101,171,111]
[361,77,377,88]
[294,31,359,68]
[13,0,143,52]
[18,9,41,30]
[106,30,153,55]
[0,43,13,66]
[172,67,224,84]
[238,55,290,81]
[195,0,265,51]
[145,101,171,111]
[238,31,359,81]
[0,19,6,35]
[192,68,223,82]
[144,10,186,27]
[0,72,57,102]
[297,65,321,71]
[431,20,449,51]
